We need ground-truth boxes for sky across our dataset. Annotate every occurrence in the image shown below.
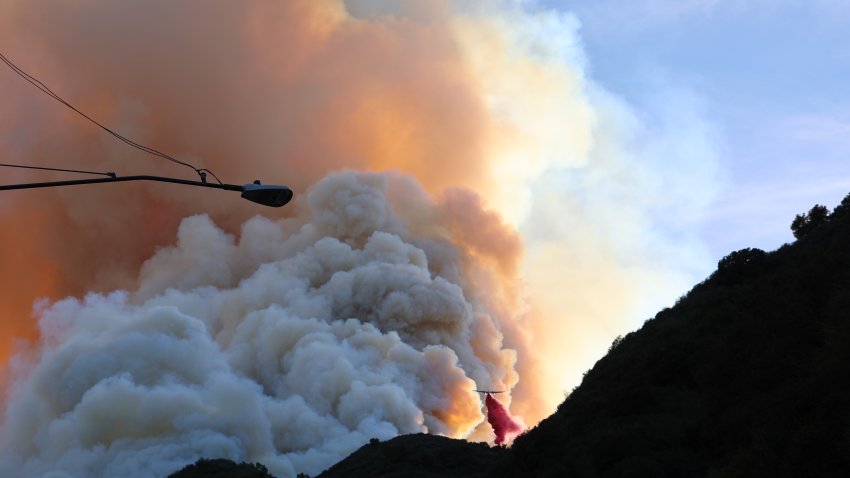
[546,0,850,256]
[0,1,848,476]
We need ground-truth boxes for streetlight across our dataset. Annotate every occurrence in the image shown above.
[0,174,293,208]
[0,53,294,208]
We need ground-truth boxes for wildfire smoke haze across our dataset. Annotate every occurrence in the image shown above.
[0,1,720,476]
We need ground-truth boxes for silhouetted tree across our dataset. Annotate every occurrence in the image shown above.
[168,458,276,478]
[791,204,829,239]
[717,247,766,272]
[607,335,624,353]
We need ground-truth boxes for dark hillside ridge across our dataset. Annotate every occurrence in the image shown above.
[174,194,850,477]
[317,434,507,478]
[509,196,850,477]
[168,458,276,478]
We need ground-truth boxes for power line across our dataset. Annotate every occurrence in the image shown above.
[0,51,222,184]
[0,162,116,178]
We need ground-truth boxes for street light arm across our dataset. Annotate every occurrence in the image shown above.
[0,175,293,207]
[0,175,243,191]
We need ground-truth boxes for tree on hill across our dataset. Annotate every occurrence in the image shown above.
[791,204,830,239]
[167,459,277,478]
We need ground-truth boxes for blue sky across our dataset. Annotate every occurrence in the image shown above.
[539,0,850,259]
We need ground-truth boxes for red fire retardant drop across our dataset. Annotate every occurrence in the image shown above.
[484,393,523,445]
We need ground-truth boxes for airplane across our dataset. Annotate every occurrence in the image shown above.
[474,389,505,395]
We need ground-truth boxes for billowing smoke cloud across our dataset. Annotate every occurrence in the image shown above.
[1,171,524,477]
[0,0,723,472]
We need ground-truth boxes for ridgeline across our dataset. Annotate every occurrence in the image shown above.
[173,195,850,478]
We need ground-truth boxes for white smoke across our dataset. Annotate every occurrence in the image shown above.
[0,172,522,478]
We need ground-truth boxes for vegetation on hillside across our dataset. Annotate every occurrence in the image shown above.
[509,195,850,477]
[167,459,277,478]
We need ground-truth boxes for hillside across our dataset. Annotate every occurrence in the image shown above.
[507,196,850,477]
[175,195,850,477]
[314,434,505,478]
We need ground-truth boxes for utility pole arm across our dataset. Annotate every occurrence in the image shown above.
[0,175,292,207]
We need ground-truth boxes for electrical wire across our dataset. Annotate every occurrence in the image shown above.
[0,51,222,184]
[0,162,116,177]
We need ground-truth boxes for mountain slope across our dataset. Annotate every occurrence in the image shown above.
[510,196,850,476]
[316,434,506,478]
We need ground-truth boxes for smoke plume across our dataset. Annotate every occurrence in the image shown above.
[0,0,723,476]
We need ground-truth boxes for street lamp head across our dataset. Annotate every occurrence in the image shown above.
[241,182,293,208]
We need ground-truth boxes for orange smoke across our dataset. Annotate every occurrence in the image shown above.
[0,4,489,350]
[0,206,58,359]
